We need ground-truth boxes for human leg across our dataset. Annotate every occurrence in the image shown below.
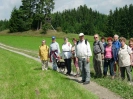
[125,66,132,82]
[120,67,125,80]
[41,60,45,70]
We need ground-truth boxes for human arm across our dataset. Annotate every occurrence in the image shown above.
[87,41,92,62]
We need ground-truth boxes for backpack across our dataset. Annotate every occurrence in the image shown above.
[93,41,102,52]
[77,39,88,45]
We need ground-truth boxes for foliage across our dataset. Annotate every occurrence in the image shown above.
[0,20,9,31]
[51,5,107,35]
[106,4,133,38]
[9,0,55,32]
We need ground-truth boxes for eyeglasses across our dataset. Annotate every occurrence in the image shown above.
[94,37,98,38]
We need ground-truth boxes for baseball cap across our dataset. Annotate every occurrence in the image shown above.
[79,33,84,36]
[52,36,56,40]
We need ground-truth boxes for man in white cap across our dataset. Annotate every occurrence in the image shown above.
[75,33,92,84]
[50,36,61,71]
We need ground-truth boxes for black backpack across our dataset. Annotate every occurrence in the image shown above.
[77,39,88,45]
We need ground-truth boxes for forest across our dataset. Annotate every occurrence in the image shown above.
[0,0,133,38]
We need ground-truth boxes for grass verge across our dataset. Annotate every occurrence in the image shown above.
[0,48,97,99]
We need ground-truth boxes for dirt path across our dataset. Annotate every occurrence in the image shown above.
[0,43,123,99]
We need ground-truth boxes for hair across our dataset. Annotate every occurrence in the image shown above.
[101,37,106,41]
[119,37,126,42]
[72,38,77,41]
[129,38,133,43]
[42,40,45,42]
[94,34,99,37]
[64,37,68,41]
[114,34,119,38]
[107,37,113,41]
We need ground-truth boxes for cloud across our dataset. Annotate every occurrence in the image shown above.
[0,0,21,20]
[53,0,85,12]
[0,0,132,20]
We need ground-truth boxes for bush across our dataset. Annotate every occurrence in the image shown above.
[56,27,62,32]
[42,23,51,34]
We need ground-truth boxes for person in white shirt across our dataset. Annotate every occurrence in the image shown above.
[75,33,92,84]
[118,37,132,84]
[62,37,72,75]
[50,36,60,71]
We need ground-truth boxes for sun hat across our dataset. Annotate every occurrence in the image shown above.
[79,33,84,36]
[52,36,56,40]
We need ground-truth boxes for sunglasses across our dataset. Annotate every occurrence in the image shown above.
[94,37,98,38]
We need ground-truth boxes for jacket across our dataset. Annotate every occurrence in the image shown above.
[104,44,118,61]
[39,45,49,60]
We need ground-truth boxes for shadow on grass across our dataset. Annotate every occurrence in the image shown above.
[62,77,79,83]
[34,67,42,70]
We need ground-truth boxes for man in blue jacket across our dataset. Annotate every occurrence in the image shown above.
[112,34,121,76]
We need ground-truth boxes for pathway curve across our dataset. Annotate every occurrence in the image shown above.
[0,43,123,99]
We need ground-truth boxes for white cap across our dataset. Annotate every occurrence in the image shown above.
[79,33,84,36]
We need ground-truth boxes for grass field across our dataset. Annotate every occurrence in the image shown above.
[0,48,97,99]
[0,30,133,99]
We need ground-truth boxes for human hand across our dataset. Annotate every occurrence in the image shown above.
[87,58,90,63]
[102,54,104,60]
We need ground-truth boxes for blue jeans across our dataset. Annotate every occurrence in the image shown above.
[52,55,58,70]
[103,58,114,76]
[78,58,90,81]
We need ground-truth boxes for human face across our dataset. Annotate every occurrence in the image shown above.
[129,41,133,48]
[52,39,55,43]
[107,40,112,46]
[42,41,45,45]
[101,39,105,43]
[114,36,118,41]
[79,36,84,41]
[73,40,77,44]
[94,35,99,41]
[64,39,68,43]
[120,40,125,47]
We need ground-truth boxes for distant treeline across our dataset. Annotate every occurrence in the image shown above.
[0,3,133,38]
[51,4,133,38]
[0,20,9,31]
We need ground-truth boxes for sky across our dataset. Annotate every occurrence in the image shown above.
[0,0,132,20]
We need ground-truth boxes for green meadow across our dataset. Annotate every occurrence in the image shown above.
[0,30,133,99]
[0,48,97,99]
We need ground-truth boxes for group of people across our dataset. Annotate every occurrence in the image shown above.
[39,33,133,85]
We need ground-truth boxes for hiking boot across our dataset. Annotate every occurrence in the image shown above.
[83,81,90,85]
[78,80,85,83]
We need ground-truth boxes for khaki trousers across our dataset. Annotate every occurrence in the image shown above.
[93,53,102,77]
[41,60,48,70]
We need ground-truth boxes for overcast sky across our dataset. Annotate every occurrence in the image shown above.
[0,0,132,20]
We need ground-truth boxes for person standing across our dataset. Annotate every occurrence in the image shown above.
[75,33,92,84]
[129,38,133,71]
[93,34,104,77]
[103,37,117,79]
[62,37,72,75]
[39,40,49,70]
[101,37,107,47]
[50,36,60,71]
[71,38,80,77]
[118,37,132,85]
[101,37,107,72]
[113,34,121,76]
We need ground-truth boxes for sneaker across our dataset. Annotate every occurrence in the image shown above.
[83,81,90,85]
